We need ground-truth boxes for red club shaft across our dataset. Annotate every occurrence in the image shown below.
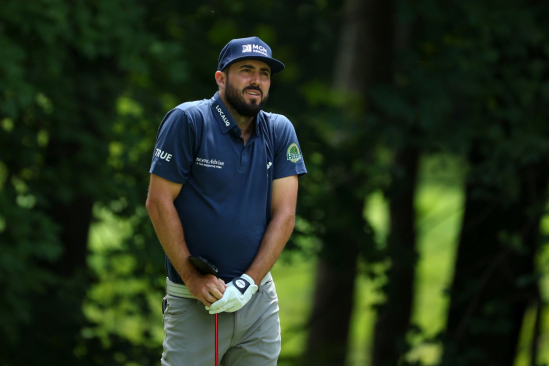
[215,314,218,366]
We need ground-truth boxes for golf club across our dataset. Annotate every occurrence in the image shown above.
[189,255,220,366]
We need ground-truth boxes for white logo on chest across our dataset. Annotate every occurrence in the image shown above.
[196,157,225,169]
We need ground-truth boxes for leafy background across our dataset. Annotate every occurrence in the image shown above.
[1,0,549,365]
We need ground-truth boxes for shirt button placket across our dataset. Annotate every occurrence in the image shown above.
[240,147,250,172]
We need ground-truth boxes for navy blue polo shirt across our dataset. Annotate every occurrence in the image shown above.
[150,92,307,283]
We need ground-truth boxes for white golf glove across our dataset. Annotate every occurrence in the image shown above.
[207,274,258,314]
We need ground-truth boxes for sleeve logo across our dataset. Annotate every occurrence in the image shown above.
[286,143,302,163]
[155,148,172,162]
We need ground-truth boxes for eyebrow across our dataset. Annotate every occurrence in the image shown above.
[239,64,271,74]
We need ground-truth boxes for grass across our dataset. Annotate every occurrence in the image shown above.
[272,254,316,365]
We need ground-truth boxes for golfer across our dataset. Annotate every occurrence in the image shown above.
[146,36,307,365]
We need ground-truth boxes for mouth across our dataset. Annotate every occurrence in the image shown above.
[244,89,262,98]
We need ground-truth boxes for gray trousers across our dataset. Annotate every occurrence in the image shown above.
[161,277,281,366]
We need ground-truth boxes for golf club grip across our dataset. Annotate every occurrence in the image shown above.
[189,255,219,277]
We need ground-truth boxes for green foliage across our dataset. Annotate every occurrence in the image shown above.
[2,0,549,363]
[0,0,161,362]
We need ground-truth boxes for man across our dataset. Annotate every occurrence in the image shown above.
[146,36,307,366]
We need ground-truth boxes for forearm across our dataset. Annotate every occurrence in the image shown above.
[146,199,196,283]
[246,211,295,284]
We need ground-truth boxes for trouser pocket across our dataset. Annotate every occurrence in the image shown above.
[162,296,168,314]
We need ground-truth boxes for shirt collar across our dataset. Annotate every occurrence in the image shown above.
[210,92,263,137]
[211,92,237,135]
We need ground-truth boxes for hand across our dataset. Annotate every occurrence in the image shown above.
[207,274,258,314]
[185,273,226,307]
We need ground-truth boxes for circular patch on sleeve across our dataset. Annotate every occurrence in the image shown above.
[286,143,302,163]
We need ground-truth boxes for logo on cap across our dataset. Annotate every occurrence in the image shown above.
[241,44,268,56]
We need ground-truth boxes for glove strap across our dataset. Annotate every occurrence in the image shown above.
[233,274,254,294]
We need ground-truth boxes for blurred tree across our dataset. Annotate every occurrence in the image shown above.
[299,0,390,364]
[369,0,549,364]
[444,158,548,366]
[439,1,549,364]
[5,0,549,364]
[0,0,165,363]
[368,1,422,365]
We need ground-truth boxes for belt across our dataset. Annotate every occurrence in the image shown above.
[166,272,272,299]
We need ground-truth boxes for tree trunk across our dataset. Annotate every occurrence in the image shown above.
[302,228,361,365]
[46,193,94,277]
[302,0,394,364]
[530,292,542,366]
[368,4,417,365]
[372,146,419,366]
[442,149,548,366]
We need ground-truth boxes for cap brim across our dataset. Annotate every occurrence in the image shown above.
[221,55,285,75]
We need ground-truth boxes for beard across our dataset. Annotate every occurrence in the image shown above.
[224,77,269,117]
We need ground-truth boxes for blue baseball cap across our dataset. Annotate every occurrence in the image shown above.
[217,36,285,75]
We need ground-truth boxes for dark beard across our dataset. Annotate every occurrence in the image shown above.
[225,77,269,117]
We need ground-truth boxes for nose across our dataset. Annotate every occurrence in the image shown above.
[250,71,261,85]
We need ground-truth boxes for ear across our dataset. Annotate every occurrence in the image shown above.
[215,71,226,89]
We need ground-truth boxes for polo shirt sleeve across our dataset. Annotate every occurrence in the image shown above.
[149,109,196,184]
[272,115,307,180]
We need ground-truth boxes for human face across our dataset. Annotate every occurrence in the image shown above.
[223,60,271,117]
